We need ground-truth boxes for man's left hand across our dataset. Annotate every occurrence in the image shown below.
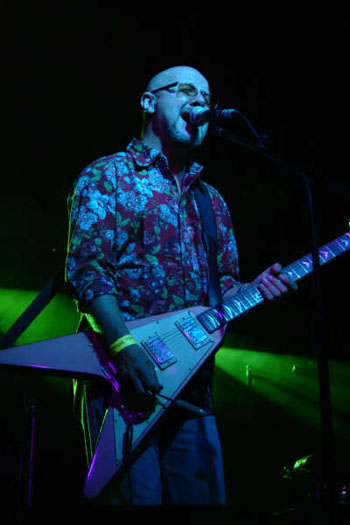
[254,262,298,300]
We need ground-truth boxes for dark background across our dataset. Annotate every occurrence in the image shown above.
[1,4,350,522]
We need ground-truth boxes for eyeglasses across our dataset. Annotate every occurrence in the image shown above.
[150,82,218,109]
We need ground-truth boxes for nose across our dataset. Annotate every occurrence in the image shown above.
[190,90,208,108]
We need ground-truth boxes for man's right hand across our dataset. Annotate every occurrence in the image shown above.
[86,295,163,413]
[112,344,163,414]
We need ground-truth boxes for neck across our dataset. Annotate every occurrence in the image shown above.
[142,132,189,182]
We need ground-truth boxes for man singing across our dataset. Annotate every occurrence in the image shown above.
[66,65,295,505]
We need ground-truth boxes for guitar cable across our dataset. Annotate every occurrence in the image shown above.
[152,391,208,417]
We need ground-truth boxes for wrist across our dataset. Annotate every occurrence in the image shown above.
[109,334,137,356]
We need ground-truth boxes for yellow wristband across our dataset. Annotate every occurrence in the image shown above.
[110,334,137,355]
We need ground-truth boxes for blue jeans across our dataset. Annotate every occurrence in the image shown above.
[88,405,226,506]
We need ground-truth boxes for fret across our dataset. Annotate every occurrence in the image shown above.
[324,245,336,258]
[220,301,241,321]
[248,286,263,302]
[330,243,343,256]
[229,298,245,315]
[335,235,350,253]
[236,295,252,311]
[242,287,263,308]
[299,256,313,273]
[215,307,229,324]
[229,297,246,313]
[221,303,235,320]
[289,263,307,279]
[319,249,331,264]
[243,291,258,307]
[284,266,300,281]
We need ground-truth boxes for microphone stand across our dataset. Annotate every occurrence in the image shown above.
[212,118,344,523]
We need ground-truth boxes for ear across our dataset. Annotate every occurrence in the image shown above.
[141,91,156,114]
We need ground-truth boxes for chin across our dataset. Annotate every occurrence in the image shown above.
[170,129,205,150]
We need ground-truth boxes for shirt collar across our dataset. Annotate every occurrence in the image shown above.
[126,138,204,179]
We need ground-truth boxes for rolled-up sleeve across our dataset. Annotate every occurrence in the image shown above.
[65,161,118,311]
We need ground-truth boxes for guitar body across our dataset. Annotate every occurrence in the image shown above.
[0,305,225,498]
[87,305,225,498]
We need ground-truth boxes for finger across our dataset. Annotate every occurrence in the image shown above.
[131,372,148,395]
[118,366,146,396]
[280,272,298,290]
[260,276,285,297]
[254,263,282,285]
[259,275,289,299]
[123,390,157,415]
[269,264,298,291]
[134,352,163,393]
[265,273,289,293]
[257,281,274,300]
[147,381,164,394]
[140,365,163,394]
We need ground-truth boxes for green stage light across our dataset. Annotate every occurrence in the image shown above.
[0,288,79,346]
[215,346,350,435]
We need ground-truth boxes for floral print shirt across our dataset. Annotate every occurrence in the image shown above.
[66,138,241,321]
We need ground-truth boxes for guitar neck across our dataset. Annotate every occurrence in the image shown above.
[197,232,350,333]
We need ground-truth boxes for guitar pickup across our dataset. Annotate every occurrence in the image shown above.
[142,335,177,370]
[176,316,212,350]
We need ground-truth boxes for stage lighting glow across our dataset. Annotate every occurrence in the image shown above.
[215,345,350,435]
[0,288,79,345]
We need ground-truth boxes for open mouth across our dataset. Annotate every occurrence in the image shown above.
[184,120,199,137]
[180,110,199,132]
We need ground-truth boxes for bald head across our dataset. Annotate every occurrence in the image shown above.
[145,66,209,93]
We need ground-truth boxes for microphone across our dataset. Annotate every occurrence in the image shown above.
[181,106,239,127]
[181,105,268,145]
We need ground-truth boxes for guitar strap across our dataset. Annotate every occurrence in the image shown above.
[193,179,222,307]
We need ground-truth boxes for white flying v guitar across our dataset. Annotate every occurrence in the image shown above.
[0,232,349,499]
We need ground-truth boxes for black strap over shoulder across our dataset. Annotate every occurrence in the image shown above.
[193,180,222,307]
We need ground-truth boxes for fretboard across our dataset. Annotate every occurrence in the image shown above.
[197,232,350,333]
